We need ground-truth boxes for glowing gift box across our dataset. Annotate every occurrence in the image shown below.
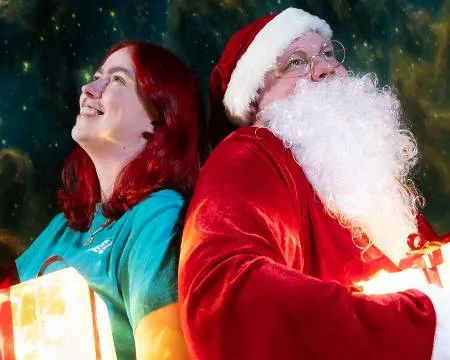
[357,243,450,294]
[398,242,450,288]
[0,267,116,360]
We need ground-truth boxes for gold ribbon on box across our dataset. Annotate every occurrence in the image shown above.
[399,240,450,288]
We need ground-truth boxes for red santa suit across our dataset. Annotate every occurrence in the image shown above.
[179,126,442,360]
[179,7,450,360]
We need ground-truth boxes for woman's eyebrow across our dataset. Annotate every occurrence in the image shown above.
[95,66,135,80]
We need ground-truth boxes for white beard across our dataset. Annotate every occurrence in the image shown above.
[259,74,421,265]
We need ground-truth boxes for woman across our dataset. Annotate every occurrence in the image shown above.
[15,40,203,359]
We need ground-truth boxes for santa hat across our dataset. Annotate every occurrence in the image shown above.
[209,8,332,140]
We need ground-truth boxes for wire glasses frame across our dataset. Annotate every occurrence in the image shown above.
[275,39,346,79]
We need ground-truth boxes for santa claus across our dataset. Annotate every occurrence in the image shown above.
[179,7,450,360]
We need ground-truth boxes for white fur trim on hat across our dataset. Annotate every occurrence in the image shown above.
[223,8,332,125]
[419,285,450,360]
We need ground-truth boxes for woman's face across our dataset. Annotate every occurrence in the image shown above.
[72,47,153,153]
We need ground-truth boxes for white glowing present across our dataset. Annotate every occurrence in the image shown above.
[0,267,116,360]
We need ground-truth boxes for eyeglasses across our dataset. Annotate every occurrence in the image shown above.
[274,40,346,79]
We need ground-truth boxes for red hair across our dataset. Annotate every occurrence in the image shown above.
[58,40,204,231]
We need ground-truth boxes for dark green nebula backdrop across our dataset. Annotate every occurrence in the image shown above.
[0,0,449,250]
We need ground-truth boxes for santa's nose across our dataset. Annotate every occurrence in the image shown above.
[311,59,348,81]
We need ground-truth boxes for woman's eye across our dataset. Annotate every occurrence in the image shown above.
[111,75,126,85]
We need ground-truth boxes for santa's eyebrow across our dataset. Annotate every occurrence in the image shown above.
[95,66,135,80]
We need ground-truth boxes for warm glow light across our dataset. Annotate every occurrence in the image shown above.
[0,268,117,360]
[356,268,428,295]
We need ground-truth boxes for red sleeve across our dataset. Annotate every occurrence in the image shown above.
[179,129,436,360]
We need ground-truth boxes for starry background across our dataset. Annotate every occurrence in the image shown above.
[0,0,449,256]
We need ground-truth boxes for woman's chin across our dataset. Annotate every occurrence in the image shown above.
[71,125,97,145]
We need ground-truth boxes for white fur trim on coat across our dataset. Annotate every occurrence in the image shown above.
[223,7,332,125]
[420,286,450,360]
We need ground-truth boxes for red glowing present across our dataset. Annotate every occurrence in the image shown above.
[398,241,450,288]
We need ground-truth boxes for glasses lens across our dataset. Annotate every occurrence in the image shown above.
[277,50,310,79]
[276,40,346,79]
[329,40,345,63]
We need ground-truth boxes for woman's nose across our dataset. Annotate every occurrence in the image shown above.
[81,79,107,98]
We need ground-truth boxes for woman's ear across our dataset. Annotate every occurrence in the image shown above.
[142,131,153,140]
[142,119,155,139]
[145,98,161,127]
